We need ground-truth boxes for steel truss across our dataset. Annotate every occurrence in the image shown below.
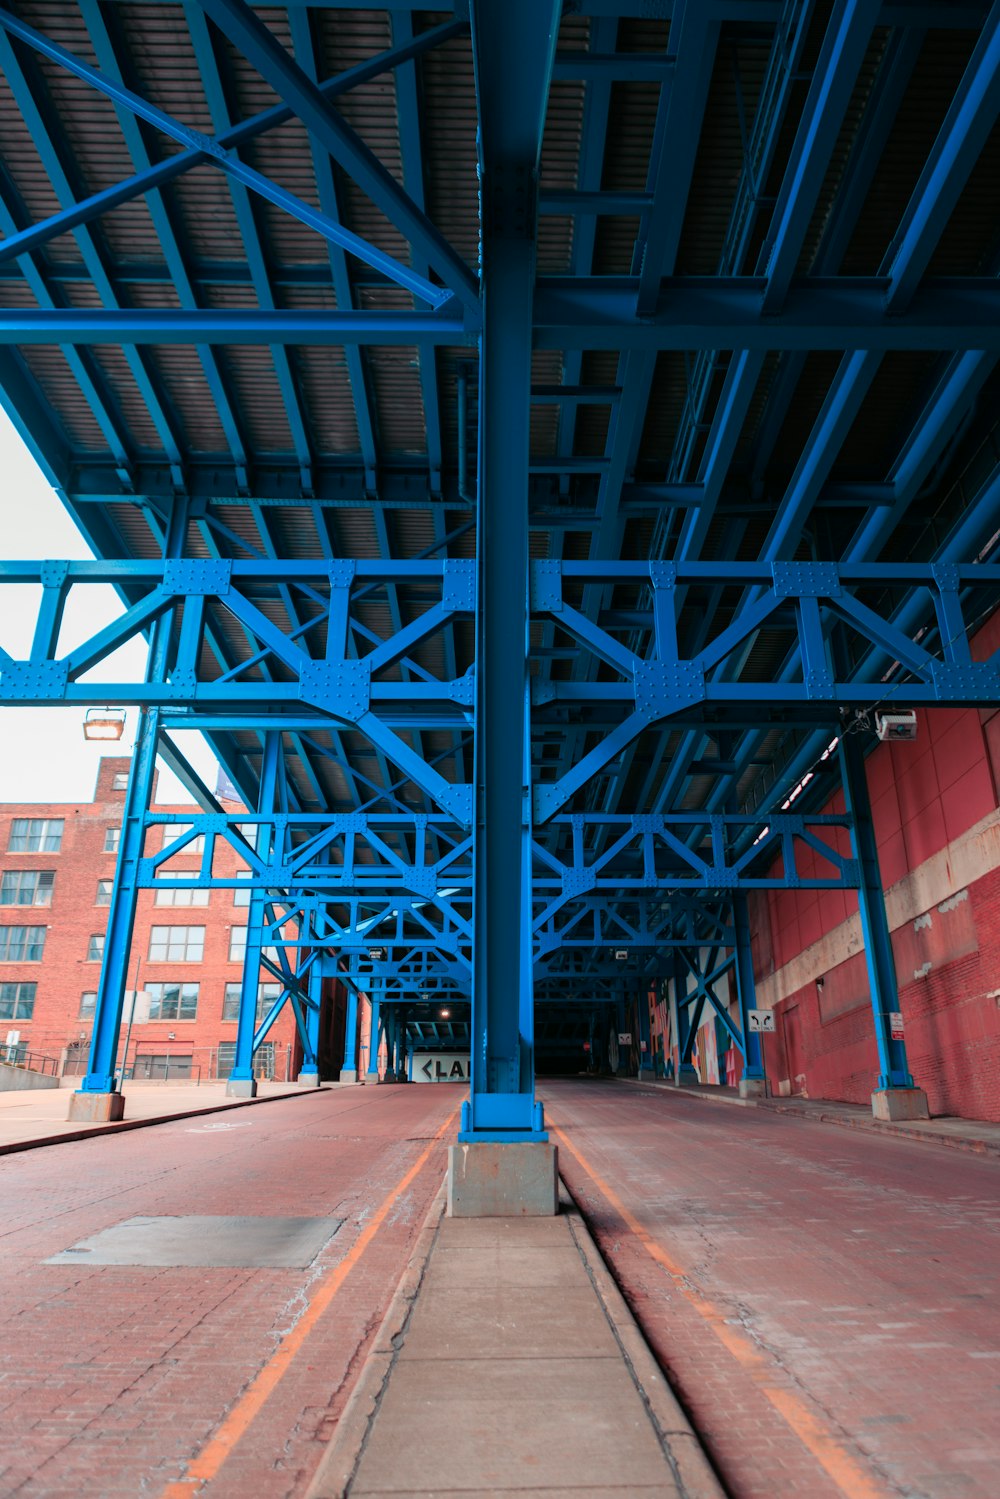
[0,1,998,1123]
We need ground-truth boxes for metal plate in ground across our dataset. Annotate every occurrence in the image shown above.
[44,1215,344,1268]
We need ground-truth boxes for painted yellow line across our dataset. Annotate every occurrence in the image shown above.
[160,1103,460,1498]
[550,1117,889,1499]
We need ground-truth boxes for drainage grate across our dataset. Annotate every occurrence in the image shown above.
[45,1215,344,1269]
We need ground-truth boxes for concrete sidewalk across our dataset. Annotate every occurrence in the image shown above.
[308,1189,722,1499]
[0,1077,327,1152]
[627,1075,1000,1157]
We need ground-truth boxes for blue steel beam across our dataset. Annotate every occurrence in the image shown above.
[463,0,559,1143]
[0,27,188,486]
[0,6,451,310]
[6,278,1000,347]
[0,18,467,273]
[82,0,253,492]
[193,0,480,310]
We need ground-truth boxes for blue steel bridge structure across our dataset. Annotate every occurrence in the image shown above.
[0,0,999,1138]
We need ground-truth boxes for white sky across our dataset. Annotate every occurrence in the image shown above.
[0,408,221,806]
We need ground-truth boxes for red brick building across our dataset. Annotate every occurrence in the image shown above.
[651,689,1000,1123]
[0,756,333,1083]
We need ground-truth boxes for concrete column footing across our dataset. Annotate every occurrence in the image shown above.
[447,1142,559,1218]
[225,1077,257,1098]
[67,1091,125,1123]
[739,1078,772,1099]
[872,1086,930,1122]
[674,1070,700,1088]
[296,1071,321,1088]
[339,1069,358,1085]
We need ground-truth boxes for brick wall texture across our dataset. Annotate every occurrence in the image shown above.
[0,756,359,1082]
[748,688,1000,1120]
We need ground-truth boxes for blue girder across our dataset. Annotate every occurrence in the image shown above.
[0,0,998,1115]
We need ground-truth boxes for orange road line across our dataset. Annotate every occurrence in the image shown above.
[160,1102,460,1498]
[549,1117,890,1499]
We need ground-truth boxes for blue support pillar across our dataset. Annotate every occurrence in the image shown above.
[366,981,382,1083]
[638,988,654,1075]
[670,953,700,1088]
[71,498,188,1123]
[840,732,929,1119]
[615,992,629,1078]
[296,953,321,1085]
[227,732,280,1097]
[383,1007,397,1083]
[733,894,769,1098]
[340,983,360,1084]
[459,0,560,1148]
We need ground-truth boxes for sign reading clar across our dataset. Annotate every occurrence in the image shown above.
[412,1052,471,1083]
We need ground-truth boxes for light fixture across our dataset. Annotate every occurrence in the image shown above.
[614,949,629,961]
[368,947,385,961]
[82,707,126,741]
[440,1007,451,1019]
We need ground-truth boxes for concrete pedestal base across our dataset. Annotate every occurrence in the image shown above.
[225,1077,257,1098]
[739,1078,772,1099]
[447,1142,558,1218]
[674,1069,700,1088]
[296,1071,321,1088]
[872,1086,930,1122]
[339,1069,358,1085]
[67,1090,125,1123]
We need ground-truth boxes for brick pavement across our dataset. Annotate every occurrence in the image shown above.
[543,1077,1000,1499]
[0,1083,461,1498]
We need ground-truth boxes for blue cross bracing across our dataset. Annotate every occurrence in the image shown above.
[0,0,999,1132]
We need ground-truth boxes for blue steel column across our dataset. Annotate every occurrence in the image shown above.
[461,0,559,1142]
[366,979,382,1082]
[297,950,321,1085]
[839,732,921,1095]
[638,988,654,1075]
[78,497,188,1100]
[383,1007,397,1083]
[340,983,360,1084]
[733,894,768,1094]
[670,951,700,1087]
[227,732,279,1097]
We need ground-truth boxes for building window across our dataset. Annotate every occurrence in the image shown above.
[228,926,247,963]
[237,823,259,851]
[111,772,129,792]
[148,925,205,963]
[96,879,114,906]
[222,981,281,1024]
[132,1052,192,1081]
[146,981,199,1021]
[153,875,209,907]
[0,870,54,907]
[9,818,63,853]
[86,933,105,961]
[104,826,121,853]
[79,991,97,1019]
[162,823,206,855]
[233,870,251,907]
[216,1040,274,1080]
[0,981,36,1020]
[0,926,46,962]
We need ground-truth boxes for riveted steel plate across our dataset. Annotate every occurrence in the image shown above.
[45,1215,343,1268]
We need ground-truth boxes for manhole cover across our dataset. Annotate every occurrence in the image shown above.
[45,1215,343,1268]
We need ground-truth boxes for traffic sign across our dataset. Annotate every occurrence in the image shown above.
[747,1010,775,1032]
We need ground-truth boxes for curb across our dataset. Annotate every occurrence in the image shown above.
[305,1177,448,1499]
[560,1184,725,1499]
[624,1076,1000,1160]
[0,1083,332,1157]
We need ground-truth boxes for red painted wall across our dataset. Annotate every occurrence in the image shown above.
[752,701,1000,1120]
